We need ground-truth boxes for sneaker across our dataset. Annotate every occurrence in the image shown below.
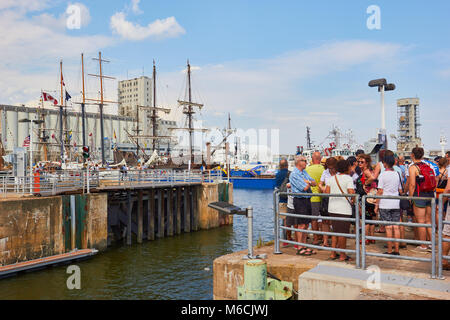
[414,246,430,253]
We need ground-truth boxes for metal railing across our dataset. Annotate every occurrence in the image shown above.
[362,194,437,278]
[0,169,224,196]
[273,189,450,279]
[274,189,361,269]
[438,193,450,279]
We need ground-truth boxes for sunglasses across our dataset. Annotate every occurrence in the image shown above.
[358,161,365,164]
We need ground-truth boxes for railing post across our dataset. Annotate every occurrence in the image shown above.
[431,198,436,279]
[438,194,444,279]
[273,188,282,254]
[355,194,360,269]
[247,206,254,259]
[361,195,366,270]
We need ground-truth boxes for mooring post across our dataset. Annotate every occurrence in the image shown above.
[176,187,182,235]
[137,190,143,244]
[127,191,132,245]
[167,188,173,236]
[148,189,155,241]
[184,186,191,233]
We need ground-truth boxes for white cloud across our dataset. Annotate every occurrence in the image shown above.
[110,12,185,41]
[0,5,114,108]
[131,0,143,15]
[0,0,51,12]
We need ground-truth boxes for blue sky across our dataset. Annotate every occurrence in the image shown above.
[1,0,449,153]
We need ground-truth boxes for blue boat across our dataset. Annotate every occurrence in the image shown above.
[229,177,276,189]
[219,165,276,190]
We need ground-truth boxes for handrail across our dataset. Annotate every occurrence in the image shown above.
[274,189,360,268]
[273,189,450,279]
[438,193,450,279]
[0,169,224,197]
[361,194,437,279]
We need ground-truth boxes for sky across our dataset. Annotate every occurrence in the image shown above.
[1,0,449,154]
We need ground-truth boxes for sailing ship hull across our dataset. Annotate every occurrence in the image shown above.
[229,176,276,190]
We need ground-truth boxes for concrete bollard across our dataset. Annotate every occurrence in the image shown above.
[238,259,267,300]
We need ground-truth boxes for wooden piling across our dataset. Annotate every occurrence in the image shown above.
[127,191,132,245]
[148,189,155,241]
[184,186,191,233]
[137,190,143,244]
[176,187,182,235]
[167,188,173,236]
[157,188,164,238]
[192,186,198,231]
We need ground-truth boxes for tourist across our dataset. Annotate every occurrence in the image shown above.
[326,159,355,262]
[306,152,325,245]
[375,155,403,255]
[289,155,317,256]
[436,157,448,229]
[347,156,359,184]
[442,169,450,271]
[398,156,407,184]
[408,147,436,252]
[275,158,291,245]
[319,157,338,247]
[358,154,377,244]
[355,149,365,176]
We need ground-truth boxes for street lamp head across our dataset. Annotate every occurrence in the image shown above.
[368,78,387,87]
[18,118,31,123]
[384,83,396,91]
[33,120,45,124]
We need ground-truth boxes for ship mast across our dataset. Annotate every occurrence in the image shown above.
[131,60,171,161]
[59,60,64,165]
[87,51,117,165]
[177,60,205,165]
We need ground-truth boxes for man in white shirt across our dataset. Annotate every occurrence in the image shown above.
[375,155,403,255]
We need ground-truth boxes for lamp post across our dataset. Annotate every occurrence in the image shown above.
[368,79,396,150]
[19,118,44,193]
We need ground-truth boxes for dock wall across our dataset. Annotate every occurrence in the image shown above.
[0,182,232,267]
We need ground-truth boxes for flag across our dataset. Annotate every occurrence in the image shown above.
[68,130,73,140]
[62,75,65,87]
[23,135,30,147]
[42,92,58,105]
[113,130,117,140]
[65,90,71,101]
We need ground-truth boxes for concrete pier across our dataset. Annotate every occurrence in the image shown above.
[0,182,233,267]
[213,244,450,300]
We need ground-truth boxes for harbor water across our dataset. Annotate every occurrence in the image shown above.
[0,189,274,300]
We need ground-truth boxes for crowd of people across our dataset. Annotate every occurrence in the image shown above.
[275,148,450,269]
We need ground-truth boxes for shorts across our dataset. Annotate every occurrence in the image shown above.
[311,202,321,216]
[365,202,376,220]
[293,197,312,226]
[379,209,401,223]
[286,207,300,226]
[412,191,434,208]
[329,213,351,234]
